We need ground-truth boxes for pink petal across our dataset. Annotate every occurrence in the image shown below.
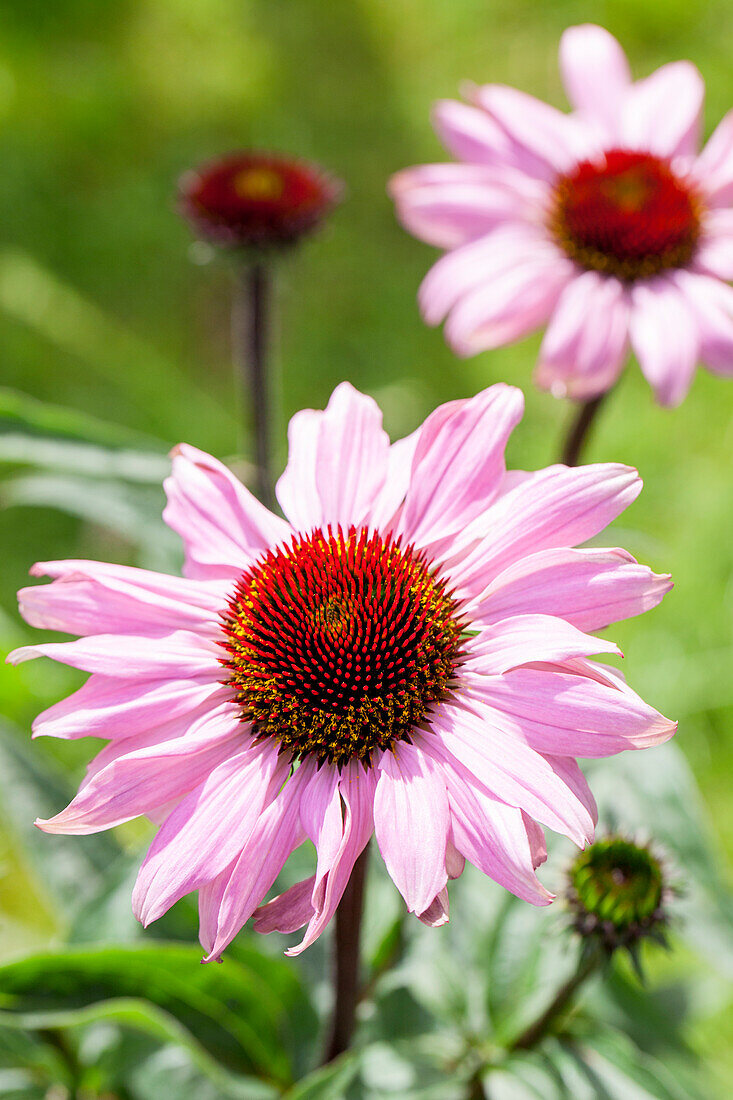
[201,774,306,962]
[366,430,420,531]
[373,740,449,914]
[432,99,517,166]
[536,272,629,400]
[276,382,390,530]
[543,755,598,827]
[462,613,619,676]
[559,25,631,137]
[396,384,524,548]
[286,760,375,956]
[522,812,548,869]
[471,84,591,179]
[253,876,316,935]
[417,888,450,928]
[164,443,290,581]
[35,702,241,835]
[693,108,733,206]
[19,561,227,639]
[31,674,228,741]
[473,546,672,632]
[467,667,676,757]
[673,270,733,376]
[132,740,287,926]
[429,705,595,846]
[439,753,552,905]
[695,209,733,280]
[621,61,704,158]
[450,463,642,593]
[390,164,534,249]
[443,248,574,357]
[629,277,700,406]
[8,629,221,680]
[418,222,554,326]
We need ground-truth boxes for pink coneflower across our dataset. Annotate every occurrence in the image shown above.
[391,24,733,405]
[179,152,342,249]
[9,383,675,961]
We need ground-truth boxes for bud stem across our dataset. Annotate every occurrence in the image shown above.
[509,945,603,1051]
[232,261,275,509]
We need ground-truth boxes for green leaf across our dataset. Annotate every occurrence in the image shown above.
[0,942,311,1087]
[0,386,167,451]
[282,1052,361,1099]
[0,722,124,928]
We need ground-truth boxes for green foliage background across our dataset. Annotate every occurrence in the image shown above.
[0,1,731,1096]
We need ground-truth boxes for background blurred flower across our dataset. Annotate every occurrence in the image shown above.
[391,24,733,406]
[9,382,674,963]
[179,151,343,249]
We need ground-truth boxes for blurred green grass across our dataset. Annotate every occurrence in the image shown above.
[0,0,731,1081]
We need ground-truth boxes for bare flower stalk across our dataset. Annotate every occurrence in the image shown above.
[232,261,275,509]
[323,844,370,1064]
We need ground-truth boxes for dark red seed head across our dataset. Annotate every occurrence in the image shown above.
[551,149,701,280]
[220,526,464,766]
[179,152,342,249]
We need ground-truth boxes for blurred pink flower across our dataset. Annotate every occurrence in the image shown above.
[9,383,675,959]
[391,24,733,405]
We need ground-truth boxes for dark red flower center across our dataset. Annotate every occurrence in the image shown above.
[220,527,464,766]
[179,153,341,248]
[551,149,701,280]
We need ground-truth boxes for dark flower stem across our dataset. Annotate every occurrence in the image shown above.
[560,393,607,466]
[509,946,602,1051]
[232,261,275,509]
[323,844,370,1064]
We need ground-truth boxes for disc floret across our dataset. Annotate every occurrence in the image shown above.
[220,526,464,766]
[551,149,701,281]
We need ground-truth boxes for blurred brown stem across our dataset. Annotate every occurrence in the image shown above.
[232,261,275,509]
[560,393,607,466]
[322,843,370,1064]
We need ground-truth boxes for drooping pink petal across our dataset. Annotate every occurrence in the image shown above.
[18,561,228,639]
[473,546,672,632]
[417,887,450,927]
[35,702,242,835]
[542,754,598,828]
[429,705,595,846]
[8,630,221,680]
[471,85,595,179]
[132,740,288,926]
[443,248,574,357]
[438,752,553,905]
[201,773,306,962]
[462,613,619,676]
[396,384,523,548]
[164,443,290,580]
[286,760,376,955]
[373,740,449,914]
[465,667,676,757]
[629,277,700,406]
[276,382,390,530]
[536,271,629,400]
[390,164,536,249]
[522,812,548,869]
[621,61,704,158]
[559,25,631,137]
[253,876,316,935]
[31,674,229,741]
[449,463,641,594]
[418,222,554,326]
[693,108,733,206]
